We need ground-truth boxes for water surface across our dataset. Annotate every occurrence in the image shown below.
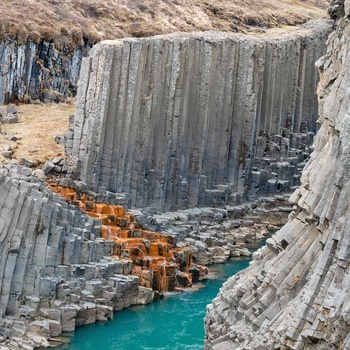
[59,243,261,350]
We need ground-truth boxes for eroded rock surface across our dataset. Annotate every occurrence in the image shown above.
[0,40,89,104]
[0,162,151,350]
[205,4,350,349]
[66,20,331,211]
[49,184,199,293]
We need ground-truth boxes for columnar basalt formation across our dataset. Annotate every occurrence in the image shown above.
[66,20,331,211]
[131,194,294,265]
[0,162,152,350]
[0,0,329,104]
[49,185,196,293]
[205,3,350,348]
[0,39,90,104]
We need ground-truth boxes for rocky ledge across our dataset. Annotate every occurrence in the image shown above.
[205,2,350,349]
[0,162,153,350]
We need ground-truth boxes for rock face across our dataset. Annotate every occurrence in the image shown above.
[49,184,196,293]
[205,4,350,349]
[67,20,331,211]
[0,162,150,350]
[0,39,90,104]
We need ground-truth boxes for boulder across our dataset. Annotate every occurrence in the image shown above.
[19,158,35,168]
[42,161,55,174]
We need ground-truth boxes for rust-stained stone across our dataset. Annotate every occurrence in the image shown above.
[49,185,197,293]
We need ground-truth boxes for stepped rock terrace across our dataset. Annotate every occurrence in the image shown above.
[49,185,198,293]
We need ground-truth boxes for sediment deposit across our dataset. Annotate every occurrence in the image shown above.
[67,20,331,211]
[205,2,350,348]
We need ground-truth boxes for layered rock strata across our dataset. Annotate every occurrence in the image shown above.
[66,20,331,211]
[0,39,90,104]
[205,4,350,349]
[0,162,151,350]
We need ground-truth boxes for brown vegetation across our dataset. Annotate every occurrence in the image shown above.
[0,0,328,46]
[0,103,74,165]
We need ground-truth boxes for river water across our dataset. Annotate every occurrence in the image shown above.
[58,243,262,350]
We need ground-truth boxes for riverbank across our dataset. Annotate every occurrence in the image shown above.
[56,252,260,350]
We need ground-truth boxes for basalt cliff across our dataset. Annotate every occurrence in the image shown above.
[0,0,327,103]
[0,163,155,350]
[67,21,330,212]
[0,2,344,350]
[205,1,350,349]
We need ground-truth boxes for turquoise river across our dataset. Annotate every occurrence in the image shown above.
[57,242,262,350]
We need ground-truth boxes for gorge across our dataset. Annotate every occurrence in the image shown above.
[2,0,350,349]
[205,1,350,349]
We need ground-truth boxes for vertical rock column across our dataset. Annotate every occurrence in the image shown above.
[68,21,331,211]
[0,164,147,349]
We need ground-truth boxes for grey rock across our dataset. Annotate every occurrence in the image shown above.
[42,161,55,174]
[51,156,64,165]
[136,287,154,305]
[2,115,18,124]
[5,134,20,142]
[42,89,64,103]
[1,151,12,159]
[7,106,17,114]
[0,108,7,117]
[48,320,61,337]
[28,321,50,339]
[2,144,11,152]
[32,169,46,181]
[68,20,331,211]
[205,11,350,350]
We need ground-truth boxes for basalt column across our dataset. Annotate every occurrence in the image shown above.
[68,21,331,211]
[0,163,146,349]
[0,39,90,103]
[205,3,350,348]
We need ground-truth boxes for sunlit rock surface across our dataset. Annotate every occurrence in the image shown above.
[205,3,350,348]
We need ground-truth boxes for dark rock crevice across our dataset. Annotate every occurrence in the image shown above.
[0,39,91,104]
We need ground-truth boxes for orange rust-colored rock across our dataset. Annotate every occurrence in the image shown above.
[49,184,194,293]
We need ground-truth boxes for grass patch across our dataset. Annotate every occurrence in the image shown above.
[0,0,328,46]
[0,102,74,166]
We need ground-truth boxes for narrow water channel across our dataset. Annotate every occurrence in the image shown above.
[58,241,263,350]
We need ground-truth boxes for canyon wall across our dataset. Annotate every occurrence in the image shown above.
[67,20,331,212]
[0,162,150,350]
[0,39,90,104]
[205,2,350,349]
